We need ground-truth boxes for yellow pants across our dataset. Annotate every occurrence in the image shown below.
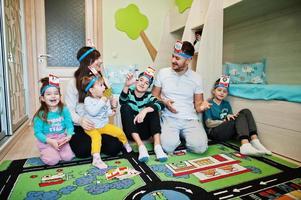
[85,124,128,154]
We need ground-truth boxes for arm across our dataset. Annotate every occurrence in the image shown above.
[33,116,47,143]
[84,97,107,117]
[62,107,75,136]
[119,90,129,106]
[205,119,224,128]
[64,80,81,124]
[203,108,223,128]
[147,94,165,112]
[194,93,211,113]
[134,93,164,124]
[119,72,136,105]
[152,86,176,113]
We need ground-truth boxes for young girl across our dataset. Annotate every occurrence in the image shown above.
[81,75,132,169]
[203,78,271,156]
[65,46,123,158]
[120,67,168,162]
[33,76,75,166]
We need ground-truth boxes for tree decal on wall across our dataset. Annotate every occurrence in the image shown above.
[115,4,157,61]
[175,0,193,13]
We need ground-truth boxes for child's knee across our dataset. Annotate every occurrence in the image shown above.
[186,140,208,154]
[41,156,60,166]
[60,151,75,161]
[240,108,251,115]
[161,139,179,153]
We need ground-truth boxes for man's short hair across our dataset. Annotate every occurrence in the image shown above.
[181,41,195,57]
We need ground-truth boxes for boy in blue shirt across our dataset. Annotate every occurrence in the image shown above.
[204,77,271,156]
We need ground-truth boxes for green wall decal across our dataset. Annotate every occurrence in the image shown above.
[115,4,157,61]
[115,4,148,40]
[175,0,193,13]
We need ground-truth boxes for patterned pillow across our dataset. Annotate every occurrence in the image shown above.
[224,59,267,84]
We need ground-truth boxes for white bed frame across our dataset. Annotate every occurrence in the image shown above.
[228,96,301,162]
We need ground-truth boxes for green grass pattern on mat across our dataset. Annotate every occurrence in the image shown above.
[0,160,11,172]
[130,140,154,153]
[148,144,282,192]
[10,158,145,200]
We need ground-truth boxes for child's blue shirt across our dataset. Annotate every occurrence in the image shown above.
[204,99,233,121]
[33,107,74,143]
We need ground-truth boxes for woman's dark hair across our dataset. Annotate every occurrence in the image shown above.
[33,77,64,122]
[181,41,195,57]
[74,46,101,102]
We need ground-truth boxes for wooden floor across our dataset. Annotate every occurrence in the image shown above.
[0,126,39,162]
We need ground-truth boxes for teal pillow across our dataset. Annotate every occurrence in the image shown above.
[224,59,267,84]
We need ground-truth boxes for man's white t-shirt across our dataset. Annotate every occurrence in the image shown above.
[154,67,204,120]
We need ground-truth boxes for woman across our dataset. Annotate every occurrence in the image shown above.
[65,46,123,158]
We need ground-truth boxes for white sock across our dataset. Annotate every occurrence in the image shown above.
[251,139,272,155]
[138,145,149,162]
[123,142,132,153]
[154,144,168,162]
[92,153,107,169]
[240,143,264,157]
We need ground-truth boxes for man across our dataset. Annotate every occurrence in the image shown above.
[152,41,210,154]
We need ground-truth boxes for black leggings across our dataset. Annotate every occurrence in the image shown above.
[120,104,161,141]
[209,109,258,142]
[69,125,123,158]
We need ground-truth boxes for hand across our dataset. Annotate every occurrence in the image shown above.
[46,138,59,150]
[133,109,148,124]
[226,114,236,121]
[200,100,212,111]
[101,96,108,102]
[110,97,118,109]
[164,99,177,113]
[110,110,116,116]
[80,117,95,131]
[58,135,72,148]
[125,72,136,87]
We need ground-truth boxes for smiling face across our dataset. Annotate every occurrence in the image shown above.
[135,76,150,93]
[213,86,228,101]
[171,54,190,73]
[41,86,61,110]
[89,79,106,98]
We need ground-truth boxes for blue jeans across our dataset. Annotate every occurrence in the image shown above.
[160,116,208,154]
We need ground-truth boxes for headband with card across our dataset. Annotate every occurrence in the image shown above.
[173,40,192,59]
[215,75,230,89]
[40,74,60,95]
[84,76,99,93]
[78,48,95,62]
[139,66,156,85]
[143,66,156,79]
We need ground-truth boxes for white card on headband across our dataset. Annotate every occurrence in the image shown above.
[87,38,95,47]
[144,66,156,78]
[220,75,230,87]
[88,65,99,77]
[49,74,59,87]
[174,41,183,52]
